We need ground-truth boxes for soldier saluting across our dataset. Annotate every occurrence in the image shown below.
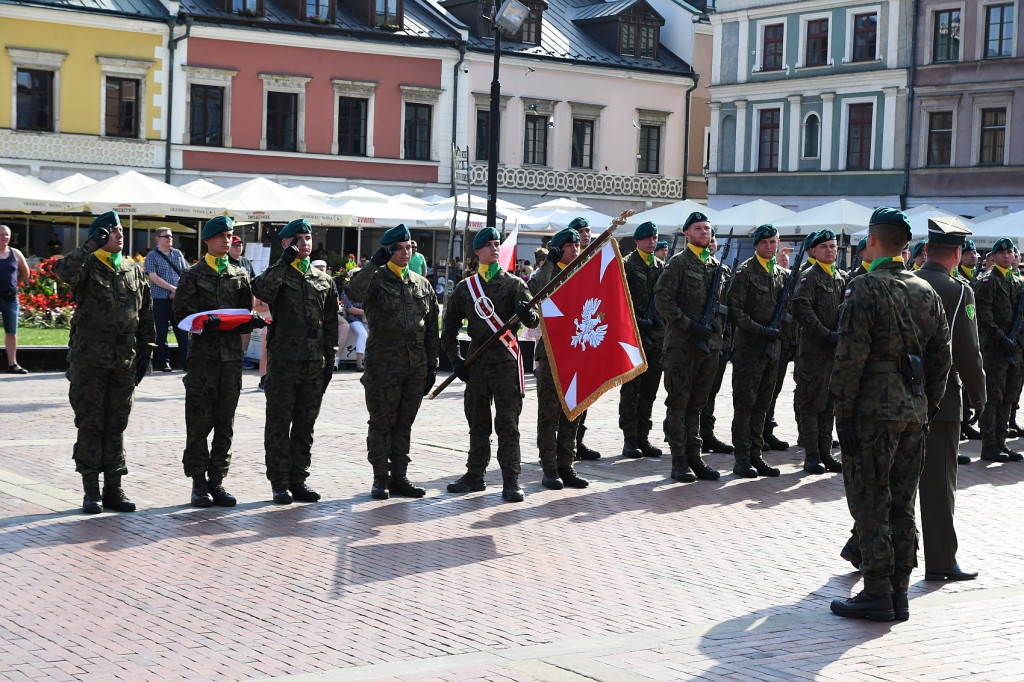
[346,224,439,501]
[54,211,156,514]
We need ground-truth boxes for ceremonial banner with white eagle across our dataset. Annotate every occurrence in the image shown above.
[540,239,647,420]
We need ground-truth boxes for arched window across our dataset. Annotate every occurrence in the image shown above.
[803,113,820,159]
[719,114,736,172]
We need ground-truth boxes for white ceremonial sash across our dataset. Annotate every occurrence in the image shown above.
[467,273,525,395]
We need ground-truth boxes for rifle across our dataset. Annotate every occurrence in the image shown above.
[429,210,635,399]
[1006,288,1024,366]
[668,230,683,260]
[763,240,806,356]
[695,229,734,354]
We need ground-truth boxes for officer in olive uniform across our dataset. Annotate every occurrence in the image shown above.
[54,211,156,514]
[568,217,601,461]
[346,224,439,501]
[251,218,340,504]
[792,229,846,474]
[958,239,983,442]
[442,227,540,502]
[620,221,665,459]
[173,216,267,507]
[726,223,788,478]
[973,237,1024,463]
[655,211,724,482]
[699,230,735,455]
[829,207,951,622]
[531,227,590,490]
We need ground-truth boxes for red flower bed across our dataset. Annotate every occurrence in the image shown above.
[18,256,75,328]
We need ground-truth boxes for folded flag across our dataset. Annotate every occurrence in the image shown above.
[177,308,261,334]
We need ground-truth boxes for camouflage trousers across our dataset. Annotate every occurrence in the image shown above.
[700,350,729,439]
[619,345,662,437]
[663,345,718,453]
[794,361,835,455]
[263,372,325,486]
[731,344,780,457]
[535,354,578,470]
[843,420,924,595]
[764,346,792,431]
[67,364,134,478]
[182,358,242,481]
[464,360,523,477]
[980,353,1023,453]
[361,357,426,475]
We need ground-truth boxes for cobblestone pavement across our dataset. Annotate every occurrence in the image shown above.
[1,365,1023,681]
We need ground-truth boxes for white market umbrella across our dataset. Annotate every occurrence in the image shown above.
[713,199,795,234]
[331,187,389,201]
[292,185,331,199]
[49,173,97,194]
[620,199,718,235]
[963,210,1024,245]
[530,197,591,210]
[205,177,349,226]
[328,198,448,229]
[0,167,83,212]
[179,179,224,197]
[67,170,223,218]
[849,205,974,242]
[389,193,431,206]
[774,199,875,237]
[431,192,526,213]
[520,206,614,232]
[973,208,1009,223]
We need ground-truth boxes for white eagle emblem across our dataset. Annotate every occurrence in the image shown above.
[571,298,608,350]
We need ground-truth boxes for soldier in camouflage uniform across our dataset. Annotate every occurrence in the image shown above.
[531,227,590,491]
[958,239,979,283]
[654,211,723,483]
[726,223,788,478]
[699,230,735,455]
[570,217,601,461]
[619,221,665,459]
[829,207,951,622]
[792,229,846,474]
[443,227,540,502]
[973,237,1024,463]
[251,219,339,504]
[345,224,439,501]
[848,238,870,281]
[173,216,267,508]
[54,211,156,514]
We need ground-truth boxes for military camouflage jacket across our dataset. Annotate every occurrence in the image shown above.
[441,269,538,365]
[915,262,986,422]
[345,263,439,369]
[251,260,339,379]
[726,255,788,349]
[847,262,869,282]
[973,267,1021,354]
[55,242,156,370]
[792,262,847,363]
[623,249,664,348]
[172,260,253,363]
[831,260,951,422]
[655,248,726,363]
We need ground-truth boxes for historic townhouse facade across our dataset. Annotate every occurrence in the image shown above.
[706,0,912,210]
[909,0,1023,215]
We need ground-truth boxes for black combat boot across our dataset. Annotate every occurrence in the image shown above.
[980,447,1010,463]
[892,592,909,621]
[820,451,843,473]
[500,471,525,502]
[191,476,214,508]
[961,422,982,440]
[207,479,237,507]
[102,475,136,512]
[686,448,721,481]
[751,452,781,477]
[621,435,643,458]
[1000,445,1024,462]
[957,454,972,465]
[762,429,790,451]
[290,481,321,502]
[701,433,734,454]
[670,455,696,482]
[82,474,103,514]
[371,475,390,500]
[558,467,589,489]
[803,452,826,475]
[389,464,426,498]
[271,484,293,504]
[638,434,663,458]
[840,537,862,569]
[575,425,600,460]
[541,469,563,490]
[830,591,895,622]
[447,472,486,493]
[732,453,758,479]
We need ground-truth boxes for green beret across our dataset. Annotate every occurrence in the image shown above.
[964,239,976,252]
[88,211,120,240]
[992,237,1014,253]
[911,240,927,259]
[869,207,912,241]
[633,221,657,240]
[752,223,779,244]
[550,227,580,249]
[926,216,972,246]
[201,216,234,240]
[280,218,311,239]
[381,223,410,246]
[473,227,500,250]
[568,217,590,231]
[683,212,710,231]
[710,226,717,237]
[802,231,818,250]
[857,237,868,253]
[808,229,836,248]
[656,240,669,251]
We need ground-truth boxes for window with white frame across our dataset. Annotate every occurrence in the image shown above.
[473,93,510,163]
[332,79,376,156]
[569,102,603,170]
[843,7,880,63]
[927,111,954,166]
[971,93,1011,165]
[8,48,66,133]
[636,108,669,174]
[400,85,441,161]
[259,73,311,152]
[802,112,821,159]
[97,56,154,140]
[755,18,786,72]
[841,100,874,170]
[918,96,959,167]
[932,8,962,62]
[183,66,237,147]
[800,15,831,67]
[983,3,1015,58]
[757,107,782,170]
